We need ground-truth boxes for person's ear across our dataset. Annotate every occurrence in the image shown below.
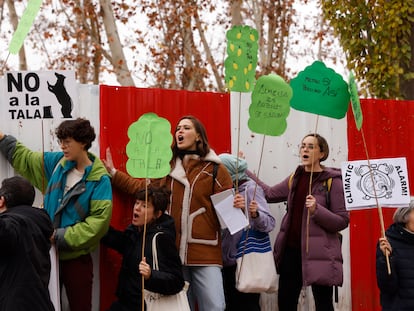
[154,210,163,219]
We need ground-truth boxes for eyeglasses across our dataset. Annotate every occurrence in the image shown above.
[57,139,73,147]
[300,144,319,150]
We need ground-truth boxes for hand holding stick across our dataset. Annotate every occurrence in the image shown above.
[379,237,392,275]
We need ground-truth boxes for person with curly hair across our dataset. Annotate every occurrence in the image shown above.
[0,118,113,311]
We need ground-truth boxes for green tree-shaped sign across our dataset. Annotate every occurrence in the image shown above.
[248,74,292,136]
[349,71,363,130]
[126,113,173,178]
[224,25,258,92]
[290,61,350,119]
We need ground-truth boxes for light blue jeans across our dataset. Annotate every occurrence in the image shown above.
[182,266,225,311]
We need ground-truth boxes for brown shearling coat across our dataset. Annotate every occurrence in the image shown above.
[111,150,233,266]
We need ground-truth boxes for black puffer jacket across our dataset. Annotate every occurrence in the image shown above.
[102,213,184,311]
[0,205,54,311]
[376,223,414,311]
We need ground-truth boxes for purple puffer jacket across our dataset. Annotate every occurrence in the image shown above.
[249,165,349,287]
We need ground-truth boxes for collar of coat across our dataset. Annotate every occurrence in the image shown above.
[56,152,110,181]
[169,149,221,184]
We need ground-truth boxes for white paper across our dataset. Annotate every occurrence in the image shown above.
[211,189,249,235]
[341,157,411,210]
[48,245,61,311]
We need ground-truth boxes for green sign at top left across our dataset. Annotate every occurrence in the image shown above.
[9,0,42,55]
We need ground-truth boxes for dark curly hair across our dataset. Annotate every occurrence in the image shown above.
[135,185,171,214]
[55,118,96,150]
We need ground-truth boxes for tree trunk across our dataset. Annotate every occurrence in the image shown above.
[182,12,196,90]
[194,9,224,91]
[230,0,243,25]
[74,0,89,84]
[99,0,134,86]
[86,2,102,84]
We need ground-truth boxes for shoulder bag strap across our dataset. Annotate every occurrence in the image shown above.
[151,232,163,271]
[240,190,250,256]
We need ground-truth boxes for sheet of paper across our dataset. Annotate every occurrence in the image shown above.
[211,189,249,235]
[48,245,61,311]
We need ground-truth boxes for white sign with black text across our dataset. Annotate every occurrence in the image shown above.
[3,71,78,120]
[341,157,410,210]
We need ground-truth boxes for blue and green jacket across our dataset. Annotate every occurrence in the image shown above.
[0,134,113,260]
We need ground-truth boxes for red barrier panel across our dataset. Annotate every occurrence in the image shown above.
[98,86,231,310]
[99,92,414,310]
[347,99,414,310]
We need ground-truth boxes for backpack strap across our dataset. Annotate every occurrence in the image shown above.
[326,177,332,191]
[288,172,295,189]
[324,177,332,207]
[288,173,332,199]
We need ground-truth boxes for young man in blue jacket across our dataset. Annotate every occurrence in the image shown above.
[0,118,112,311]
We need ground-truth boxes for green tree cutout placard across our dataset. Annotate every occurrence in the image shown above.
[348,71,363,130]
[248,74,292,136]
[224,25,258,92]
[126,113,173,178]
[9,0,42,54]
[290,61,350,119]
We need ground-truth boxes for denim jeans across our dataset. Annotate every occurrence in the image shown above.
[183,266,225,311]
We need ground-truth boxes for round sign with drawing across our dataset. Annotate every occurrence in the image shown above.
[355,164,395,200]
